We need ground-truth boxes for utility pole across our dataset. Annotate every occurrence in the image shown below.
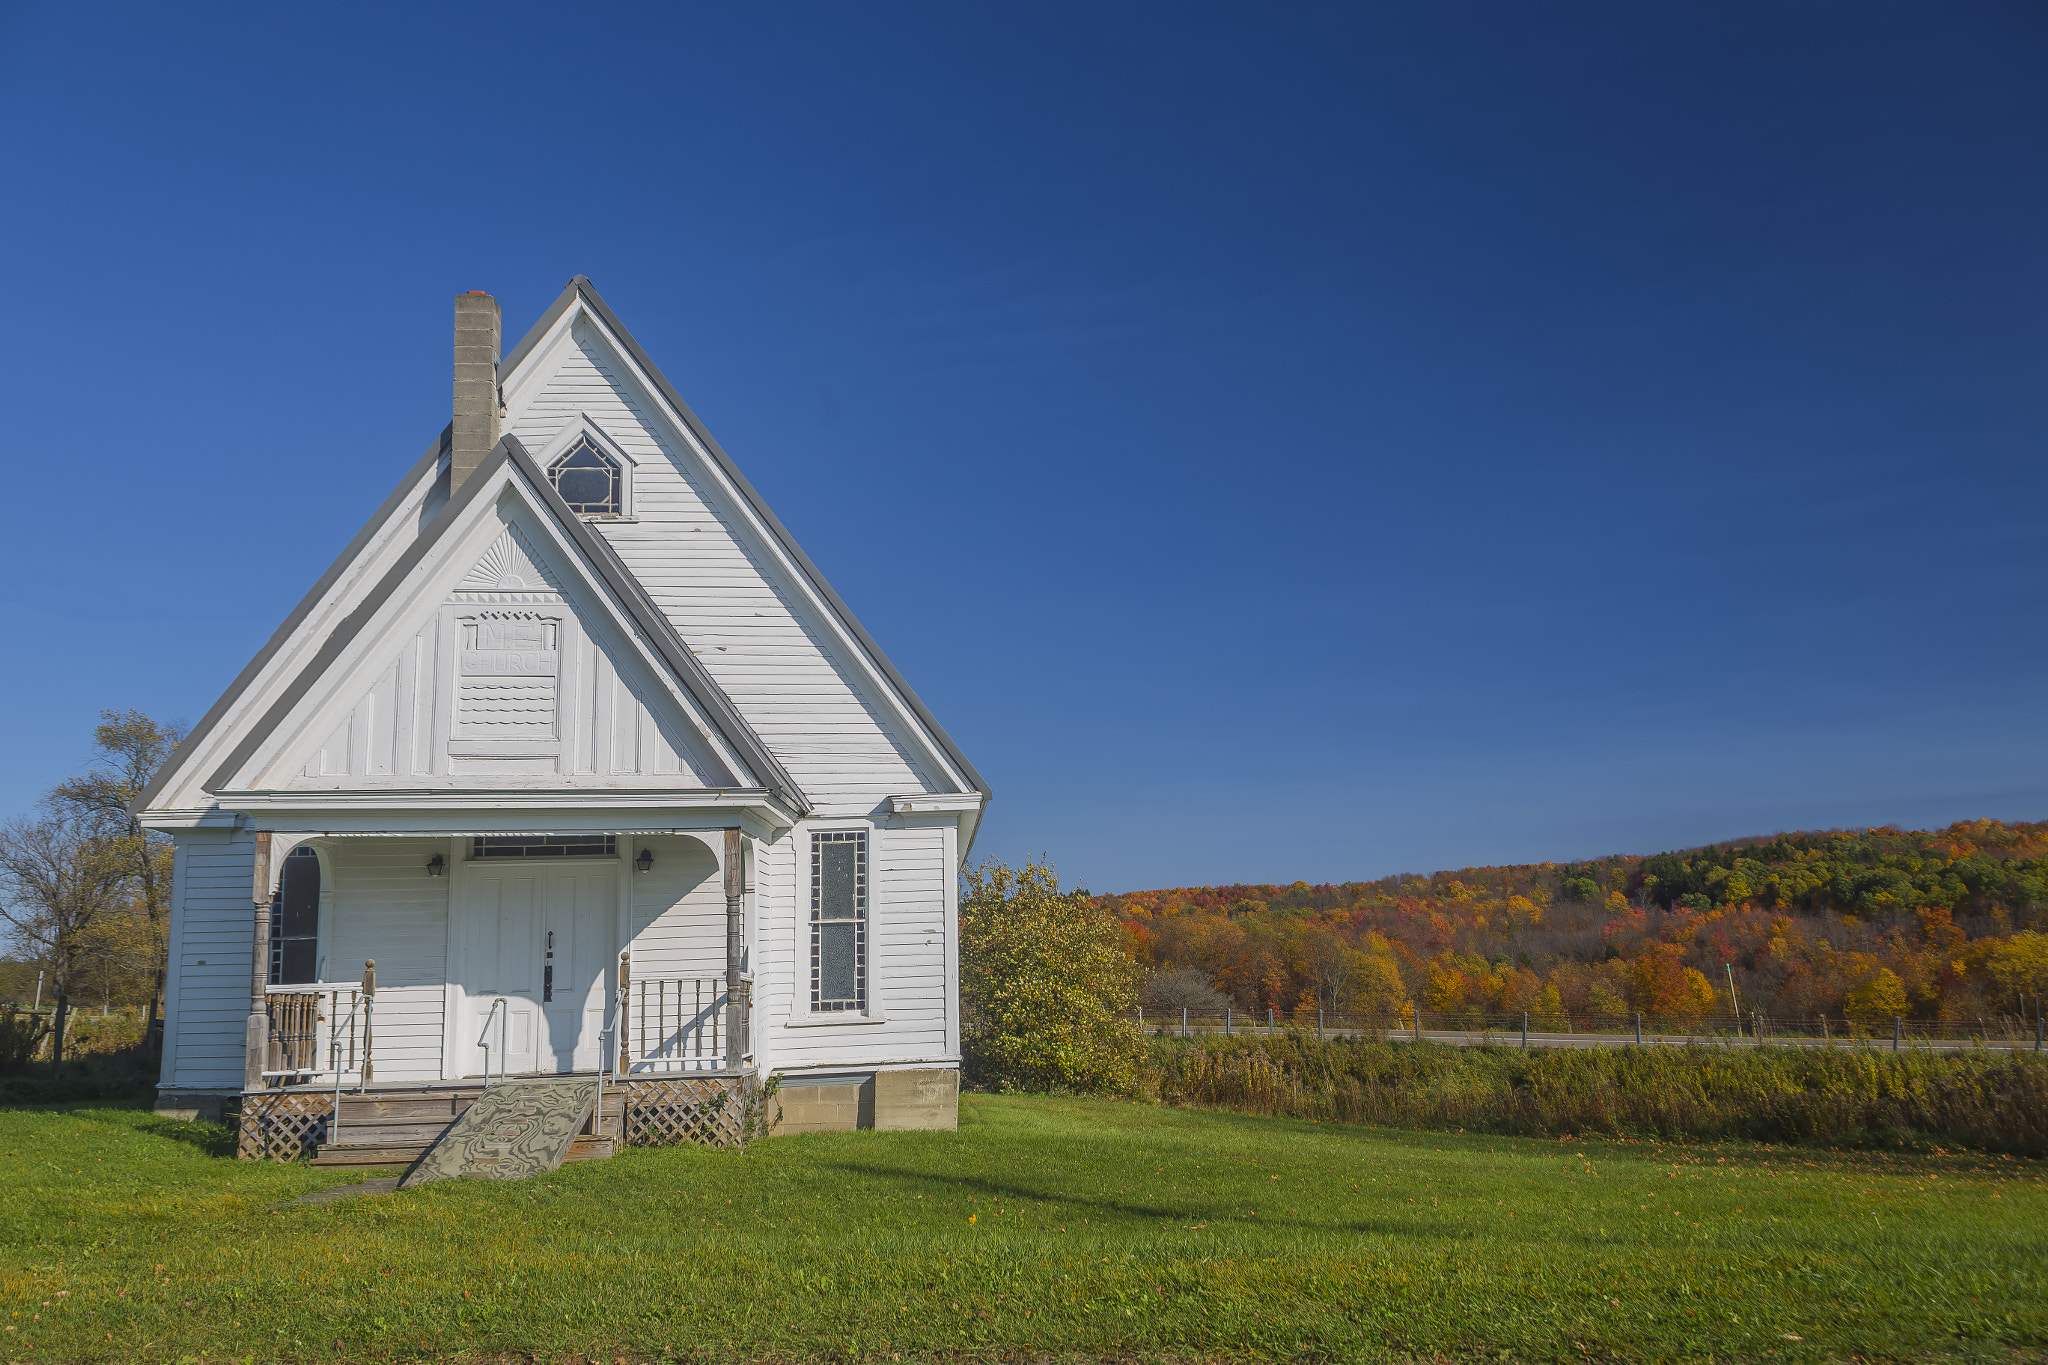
[1724,964,1740,1021]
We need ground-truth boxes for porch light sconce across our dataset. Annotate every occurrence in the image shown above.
[635,848,654,874]
[426,853,445,877]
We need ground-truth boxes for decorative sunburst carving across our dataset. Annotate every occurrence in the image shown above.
[460,526,560,592]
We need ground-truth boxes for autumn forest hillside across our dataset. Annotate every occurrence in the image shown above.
[1094,819,2048,1026]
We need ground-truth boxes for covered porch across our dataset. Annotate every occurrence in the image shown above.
[222,797,792,1161]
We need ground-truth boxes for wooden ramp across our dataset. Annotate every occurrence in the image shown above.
[398,1079,602,1189]
[311,1083,620,1170]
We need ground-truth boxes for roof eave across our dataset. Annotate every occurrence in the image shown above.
[561,275,991,804]
[136,426,452,813]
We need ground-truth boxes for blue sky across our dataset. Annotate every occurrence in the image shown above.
[1,4,2043,891]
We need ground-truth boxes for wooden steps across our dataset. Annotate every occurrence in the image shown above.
[399,1079,601,1187]
[310,1083,622,1171]
[313,1134,617,1170]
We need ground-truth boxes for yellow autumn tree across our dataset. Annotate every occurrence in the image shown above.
[1984,932,2048,1000]
[1426,967,1467,1014]
[1844,968,1908,1025]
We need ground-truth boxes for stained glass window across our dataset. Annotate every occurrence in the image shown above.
[810,830,867,1012]
[548,436,621,516]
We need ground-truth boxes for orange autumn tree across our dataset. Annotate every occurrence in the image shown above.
[1093,818,2048,1029]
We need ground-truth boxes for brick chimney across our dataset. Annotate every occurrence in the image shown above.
[451,290,502,490]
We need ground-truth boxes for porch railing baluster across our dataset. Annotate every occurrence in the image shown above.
[610,975,749,1076]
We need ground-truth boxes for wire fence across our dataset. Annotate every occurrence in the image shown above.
[1126,1006,2048,1052]
[0,1003,156,1062]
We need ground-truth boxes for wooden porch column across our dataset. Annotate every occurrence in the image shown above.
[243,831,273,1092]
[617,950,631,1074]
[723,828,745,1069]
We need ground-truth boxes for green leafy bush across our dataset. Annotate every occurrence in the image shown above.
[0,1006,47,1075]
[960,859,1144,1094]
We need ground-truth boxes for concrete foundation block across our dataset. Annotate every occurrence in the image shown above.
[771,1075,874,1134]
[875,1067,959,1130]
[154,1092,226,1123]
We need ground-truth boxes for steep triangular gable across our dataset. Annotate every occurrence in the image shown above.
[499,278,989,814]
[197,438,806,807]
[136,429,454,814]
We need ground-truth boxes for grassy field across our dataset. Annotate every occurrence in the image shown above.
[0,1093,2042,1364]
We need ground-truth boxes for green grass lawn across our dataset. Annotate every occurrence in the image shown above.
[0,1093,2042,1363]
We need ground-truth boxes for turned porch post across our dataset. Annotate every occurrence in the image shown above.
[724,828,745,1069]
[243,831,273,1091]
[617,950,631,1074]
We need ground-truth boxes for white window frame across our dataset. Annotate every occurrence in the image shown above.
[807,827,869,1015]
[532,414,638,522]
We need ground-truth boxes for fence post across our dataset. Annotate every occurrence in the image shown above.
[1522,1011,1528,1049]
[2036,1009,2042,1052]
[1268,1007,1274,1035]
[1182,1006,1188,1038]
[1893,1016,1901,1053]
[1634,1012,1643,1045]
[1318,1009,1324,1040]
[1414,1009,1422,1044]
[1225,1006,1232,1036]
[1137,1006,1142,1033]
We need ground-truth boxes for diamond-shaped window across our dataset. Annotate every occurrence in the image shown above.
[548,436,621,516]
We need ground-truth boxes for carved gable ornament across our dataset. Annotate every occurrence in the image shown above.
[460,527,561,594]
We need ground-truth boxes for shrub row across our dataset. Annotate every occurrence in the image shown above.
[1143,1032,2048,1155]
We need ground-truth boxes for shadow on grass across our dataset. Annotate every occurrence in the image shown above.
[818,1157,1403,1237]
[0,1073,155,1109]
[0,1091,240,1159]
[120,1111,238,1158]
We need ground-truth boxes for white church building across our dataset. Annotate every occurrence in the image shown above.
[138,280,985,1161]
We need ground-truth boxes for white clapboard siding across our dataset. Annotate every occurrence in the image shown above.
[166,832,257,1091]
[765,824,952,1072]
[623,834,728,980]
[750,828,799,1075]
[509,325,940,814]
[872,826,949,1035]
[143,455,450,814]
[322,839,450,1083]
[274,513,717,790]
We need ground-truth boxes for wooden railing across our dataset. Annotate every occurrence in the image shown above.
[262,963,374,1083]
[623,974,749,1073]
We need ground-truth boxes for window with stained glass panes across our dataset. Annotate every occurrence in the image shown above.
[548,435,621,516]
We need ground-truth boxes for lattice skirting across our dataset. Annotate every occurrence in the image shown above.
[623,1076,753,1148]
[238,1090,334,1162]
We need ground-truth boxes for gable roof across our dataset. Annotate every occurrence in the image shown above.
[503,276,990,801]
[141,277,985,819]
[146,435,807,814]
[135,430,449,812]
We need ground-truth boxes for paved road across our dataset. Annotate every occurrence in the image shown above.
[1407,1028,2038,1053]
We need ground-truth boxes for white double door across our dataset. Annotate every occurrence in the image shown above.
[453,861,617,1077]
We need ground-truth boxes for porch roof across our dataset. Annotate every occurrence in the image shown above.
[186,786,800,840]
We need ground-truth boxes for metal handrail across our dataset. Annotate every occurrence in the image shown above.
[596,978,627,1142]
[476,996,509,1085]
[327,990,372,1146]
